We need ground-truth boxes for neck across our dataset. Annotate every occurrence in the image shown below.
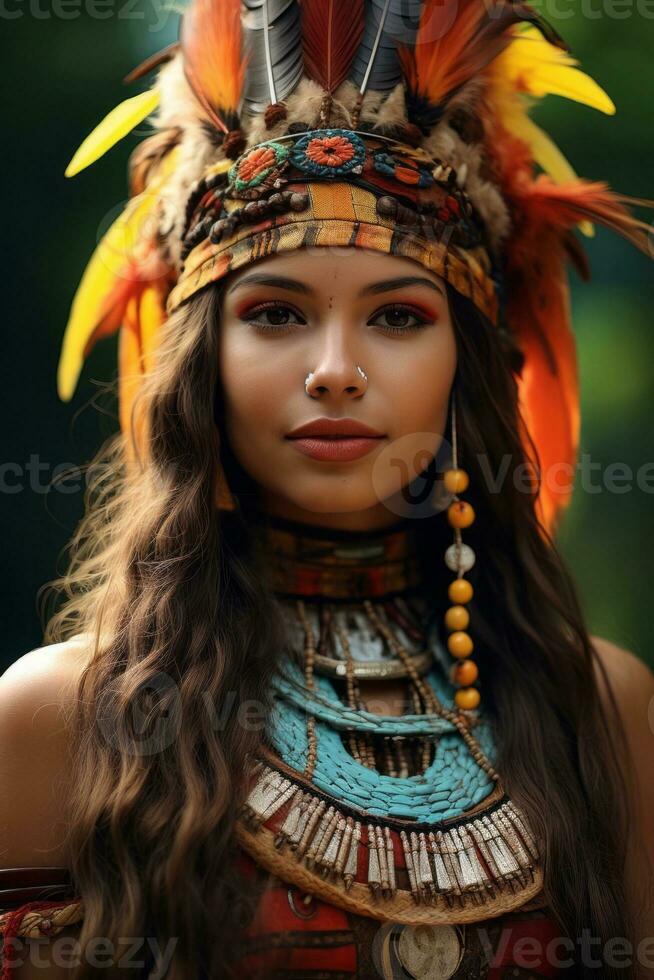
[255,491,410,533]
[249,511,423,601]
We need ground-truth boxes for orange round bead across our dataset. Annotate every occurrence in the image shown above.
[444,605,469,632]
[448,578,473,604]
[447,500,475,529]
[453,659,478,686]
[447,631,474,658]
[455,687,481,710]
[443,468,469,495]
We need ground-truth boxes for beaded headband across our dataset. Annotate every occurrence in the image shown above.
[57,0,654,530]
[169,129,498,321]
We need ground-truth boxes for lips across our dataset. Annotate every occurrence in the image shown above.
[286,417,385,439]
[286,418,386,462]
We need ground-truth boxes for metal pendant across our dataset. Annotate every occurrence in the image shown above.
[397,924,464,979]
[373,922,464,980]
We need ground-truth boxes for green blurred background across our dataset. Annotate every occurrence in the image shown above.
[1,2,652,669]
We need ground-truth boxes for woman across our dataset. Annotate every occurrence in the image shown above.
[1,1,653,977]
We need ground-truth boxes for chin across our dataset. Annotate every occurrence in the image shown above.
[273,475,387,515]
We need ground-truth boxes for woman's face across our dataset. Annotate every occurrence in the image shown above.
[218,248,457,530]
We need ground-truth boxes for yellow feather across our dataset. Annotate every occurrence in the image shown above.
[57,149,178,401]
[489,32,605,238]
[65,89,160,178]
[140,282,167,377]
[496,33,615,115]
[118,299,143,443]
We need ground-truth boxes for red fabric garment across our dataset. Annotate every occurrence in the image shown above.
[235,850,574,979]
[0,859,574,978]
[0,899,79,980]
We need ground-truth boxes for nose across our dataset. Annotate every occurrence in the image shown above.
[304,321,369,399]
[305,362,368,399]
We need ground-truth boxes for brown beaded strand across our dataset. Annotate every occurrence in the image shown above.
[332,613,376,769]
[296,596,498,783]
[363,599,499,782]
[444,393,481,712]
[295,599,318,780]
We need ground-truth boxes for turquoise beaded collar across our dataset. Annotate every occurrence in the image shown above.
[269,659,496,825]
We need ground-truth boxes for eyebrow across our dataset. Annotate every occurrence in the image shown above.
[226,273,444,298]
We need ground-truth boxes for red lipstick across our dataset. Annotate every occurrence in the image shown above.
[286,417,386,462]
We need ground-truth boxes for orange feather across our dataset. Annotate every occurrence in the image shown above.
[119,277,170,466]
[181,0,246,133]
[510,176,654,256]
[81,248,171,360]
[502,169,654,531]
[506,238,580,534]
[400,0,521,114]
[400,1,566,131]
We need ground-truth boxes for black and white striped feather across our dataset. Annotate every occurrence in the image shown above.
[242,0,304,113]
[349,0,422,94]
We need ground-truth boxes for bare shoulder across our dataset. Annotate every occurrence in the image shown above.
[590,635,654,939]
[590,634,654,719]
[589,634,654,794]
[0,635,94,868]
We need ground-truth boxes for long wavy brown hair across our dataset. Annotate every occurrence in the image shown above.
[43,277,643,979]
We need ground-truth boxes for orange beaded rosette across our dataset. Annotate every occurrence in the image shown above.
[305,134,356,167]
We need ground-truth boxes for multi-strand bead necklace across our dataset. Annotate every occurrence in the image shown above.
[234,516,544,921]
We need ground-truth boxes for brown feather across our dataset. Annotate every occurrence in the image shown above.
[123,43,180,85]
[562,230,591,282]
[301,0,365,94]
[128,129,182,197]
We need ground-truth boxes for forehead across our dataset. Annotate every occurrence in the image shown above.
[223,248,447,293]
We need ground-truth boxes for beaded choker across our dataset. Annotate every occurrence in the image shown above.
[251,514,423,600]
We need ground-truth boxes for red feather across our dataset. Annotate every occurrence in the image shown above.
[181,0,246,133]
[301,0,365,94]
[502,170,654,532]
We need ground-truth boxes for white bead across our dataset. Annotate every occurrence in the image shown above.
[445,543,476,574]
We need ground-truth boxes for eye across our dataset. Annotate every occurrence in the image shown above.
[241,302,306,333]
[369,304,434,334]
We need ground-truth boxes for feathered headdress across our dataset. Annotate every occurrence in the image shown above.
[58,0,654,530]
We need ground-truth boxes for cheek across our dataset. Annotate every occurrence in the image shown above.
[218,331,292,450]
[388,324,457,436]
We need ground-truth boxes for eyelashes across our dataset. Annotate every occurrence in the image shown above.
[238,301,436,335]
[369,304,435,333]
[239,301,307,333]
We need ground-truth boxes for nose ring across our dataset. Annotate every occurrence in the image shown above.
[305,366,368,396]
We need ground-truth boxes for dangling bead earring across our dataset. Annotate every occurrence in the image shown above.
[443,393,480,711]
